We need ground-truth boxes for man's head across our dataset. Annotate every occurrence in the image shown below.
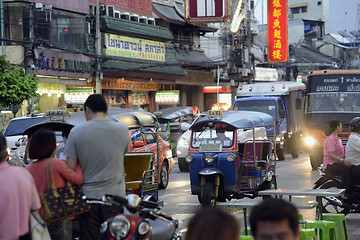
[84,94,108,121]
[250,198,300,240]
[0,133,8,163]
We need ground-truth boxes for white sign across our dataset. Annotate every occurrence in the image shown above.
[254,67,278,81]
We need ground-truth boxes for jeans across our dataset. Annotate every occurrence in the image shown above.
[47,218,72,240]
[79,203,123,240]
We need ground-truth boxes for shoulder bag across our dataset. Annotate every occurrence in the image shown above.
[39,158,90,223]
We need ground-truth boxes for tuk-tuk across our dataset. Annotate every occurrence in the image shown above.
[21,110,163,200]
[155,107,194,156]
[186,110,277,206]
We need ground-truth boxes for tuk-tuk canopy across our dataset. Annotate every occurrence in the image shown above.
[191,110,274,130]
[155,107,193,122]
[109,109,157,129]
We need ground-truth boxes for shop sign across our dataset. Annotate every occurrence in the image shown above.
[267,0,288,62]
[184,0,229,23]
[89,0,152,16]
[37,82,63,95]
[105,34,165,62]
[255,67,278,81]
[155,91,180,104]
[129,91,149,104]
[34,49,92,73]
[102,78,159,91]
[65,87,94,104]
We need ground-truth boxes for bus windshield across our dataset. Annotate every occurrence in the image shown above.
[233,100,277,118]
[307,92,360,113]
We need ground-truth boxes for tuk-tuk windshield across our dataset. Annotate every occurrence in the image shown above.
[191,124,234,148]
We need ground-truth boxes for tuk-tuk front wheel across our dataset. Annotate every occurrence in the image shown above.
[159,161,169,189]
[262,177,277,200]
[198,182,216,207]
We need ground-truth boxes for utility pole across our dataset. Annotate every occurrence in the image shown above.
[246,8,252,83]
[1,0,4,55]
[95,0,102,94]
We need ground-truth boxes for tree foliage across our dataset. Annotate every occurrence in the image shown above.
[0,55,39,110]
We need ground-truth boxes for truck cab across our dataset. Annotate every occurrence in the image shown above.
[233,82,305,160]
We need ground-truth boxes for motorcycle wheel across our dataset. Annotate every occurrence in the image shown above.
[262,177,277,200]
[320,181,348,214]
[198,182,216,207]
[276,146,286,160]
[178,158,189,172]
[159,162,169,189]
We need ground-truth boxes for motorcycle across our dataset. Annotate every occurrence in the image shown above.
[313,164,360,214]
[84,194,182,240]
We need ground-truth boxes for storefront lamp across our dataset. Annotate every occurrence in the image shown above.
[48,93,51,97]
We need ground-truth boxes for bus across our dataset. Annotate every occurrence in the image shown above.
[303,70,360,169]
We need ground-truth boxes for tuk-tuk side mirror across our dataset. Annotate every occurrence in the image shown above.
[134,140,145,148]
[180,122,190,132]
[295,98,302,110]
[15,141,21,147]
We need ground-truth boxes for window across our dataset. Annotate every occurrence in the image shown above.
[278,101,286,119]
[317,1,322,5]
[144,132,157,144]
[291,7,300,14]
[301,6,307,13]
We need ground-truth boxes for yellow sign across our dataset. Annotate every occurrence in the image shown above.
[105,33,166,62]
[206,110,225,118]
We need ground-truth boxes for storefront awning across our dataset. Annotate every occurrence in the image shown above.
[102,16,173,41]
[153,3,186,25]
[175,48,223,69]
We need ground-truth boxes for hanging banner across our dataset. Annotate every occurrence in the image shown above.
[105,33,166,62]
[267,0,288,62]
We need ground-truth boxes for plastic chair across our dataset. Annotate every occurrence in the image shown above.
[300,228,317,240]
[239,235,253,240]
[305,220,337,240]
[242,227,251,235]
[323,213,348,240]
[299,213,305,228]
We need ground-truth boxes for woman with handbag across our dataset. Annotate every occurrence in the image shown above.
[27,130,84,240]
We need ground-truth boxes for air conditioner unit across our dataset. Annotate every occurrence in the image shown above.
[35,3,44,9]
[114,10,120,18]
[106,5,115,17]
[121,12,130,20]
[139,16,147,24]
[130,14,139,22]
[147,18,155,26]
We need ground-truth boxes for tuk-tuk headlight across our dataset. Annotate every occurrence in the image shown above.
[109,215,130,239]
[204,154,215,163]
[226,153,236,162]
[138,221,150,235]
[185,155,193,163]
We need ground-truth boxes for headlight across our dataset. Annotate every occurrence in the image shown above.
[166,149,172,158]
[275,136,281,142]
[304,137,318,146]
[204,153,214,163]
[185,155,193,163]
[109,215,130,239]
[226,153,236,162]
[178,137,189,146]
[7,148,11,156]
[138,221,150,235]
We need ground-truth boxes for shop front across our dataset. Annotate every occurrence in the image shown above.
[32,48,92,112]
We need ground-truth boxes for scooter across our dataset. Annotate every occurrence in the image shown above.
[313,165,360,214]
[84,194,182,240]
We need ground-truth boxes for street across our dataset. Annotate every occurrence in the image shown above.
[160,154,360,239]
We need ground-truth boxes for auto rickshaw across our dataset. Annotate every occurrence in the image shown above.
[186,110,277,206]
[155,107,194,157]
[21,110,163,201]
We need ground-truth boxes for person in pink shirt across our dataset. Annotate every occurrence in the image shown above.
[27,130,84,240]
[323,120,351,195]
[0,133,41,240]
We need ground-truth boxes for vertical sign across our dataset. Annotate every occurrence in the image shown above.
[267,0,288,62]
[184,0,229,23]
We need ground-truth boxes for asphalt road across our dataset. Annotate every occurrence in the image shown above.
[159,154,360,239]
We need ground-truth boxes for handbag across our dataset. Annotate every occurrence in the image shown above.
[39,158,90,223]
[30,210,51,240]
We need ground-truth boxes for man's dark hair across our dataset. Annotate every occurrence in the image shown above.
[84,94,107,113]
[29,130,56,161]
[250,198,299,236]
[0,133,8,162]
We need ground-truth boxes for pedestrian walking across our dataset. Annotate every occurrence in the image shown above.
[0,133,41,240]
[64,94,130,240]
[250,198,300,240]
[185,207,240,240]
[26,129,84,240]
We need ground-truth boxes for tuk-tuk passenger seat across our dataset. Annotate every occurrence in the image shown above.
[238,141,273,168]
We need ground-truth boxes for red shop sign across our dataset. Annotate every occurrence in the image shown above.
[184,0,229,23]
[267,0,288,62]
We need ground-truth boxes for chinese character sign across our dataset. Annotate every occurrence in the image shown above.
[267,0,288,62]
[105,33,166,62]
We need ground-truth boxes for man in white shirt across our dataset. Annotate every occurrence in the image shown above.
[345,117,360,187]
